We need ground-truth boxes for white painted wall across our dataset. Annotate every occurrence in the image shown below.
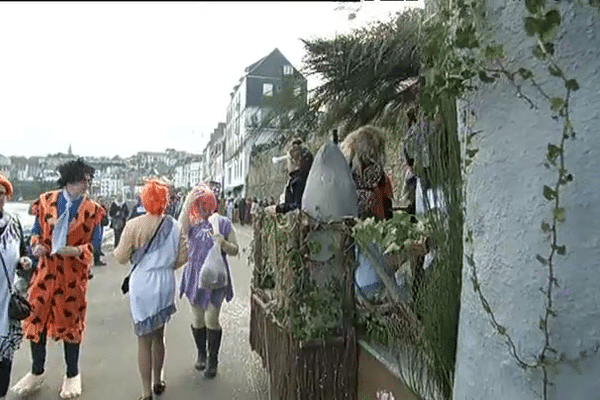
[454,2,600,399]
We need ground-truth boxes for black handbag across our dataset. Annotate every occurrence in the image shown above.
[121,217,164,295]
[121,275,131,295]
[1,252,32,321]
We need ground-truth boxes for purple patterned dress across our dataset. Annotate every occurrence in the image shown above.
[179,216,234,309]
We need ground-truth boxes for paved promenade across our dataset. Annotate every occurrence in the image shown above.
[7,223,269,400]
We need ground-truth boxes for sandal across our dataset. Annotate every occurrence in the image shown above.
[153,381,166,395]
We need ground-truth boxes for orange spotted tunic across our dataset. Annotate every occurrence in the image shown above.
[24,190,104,344]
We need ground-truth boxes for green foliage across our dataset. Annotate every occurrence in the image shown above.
[455,24,479,48]
[250,1,598,398]
[565,79,580,91]
[519,67,534,79]
[422,0,597,399]
[525,0,546,15]
[356,309,392,344]
[290,273,345,341]
[417,100,464,399]
[255,213,354,342]
[550,97,565,112]
[352,212,425,255]
[300,9,424,135]
[420,1,489,118]
[543,185,557,200]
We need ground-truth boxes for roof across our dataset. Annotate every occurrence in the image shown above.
[245,55,267,74]
[244,48,283,75]
[0,155,10,167]
[137,151,166,157]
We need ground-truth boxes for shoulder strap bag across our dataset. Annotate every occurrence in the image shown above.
[121,217,165,295]
[0,252,32,321]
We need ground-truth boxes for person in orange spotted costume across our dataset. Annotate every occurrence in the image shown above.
[12,158,104,399]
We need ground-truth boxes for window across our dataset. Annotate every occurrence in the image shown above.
[248,109,260,127]
[294,86,302,97]
[283,65,293,75]
[263,83,273,96]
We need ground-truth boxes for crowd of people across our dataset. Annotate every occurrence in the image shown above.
[0,147,314,400]
[0,158,239,400]
[224,196,275,226]
[0,121,436,400]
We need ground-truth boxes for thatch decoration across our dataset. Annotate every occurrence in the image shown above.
[249,210,358,399]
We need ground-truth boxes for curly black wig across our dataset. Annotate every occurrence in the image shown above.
[57,157,95,188]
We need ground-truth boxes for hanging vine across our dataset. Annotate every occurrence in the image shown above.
[421,0,599,398]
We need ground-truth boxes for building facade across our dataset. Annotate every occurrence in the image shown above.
[223,48,307,198]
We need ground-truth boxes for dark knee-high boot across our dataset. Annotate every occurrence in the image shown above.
[191,326,207,371]
[204,329,222,379]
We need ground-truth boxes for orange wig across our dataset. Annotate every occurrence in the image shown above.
[189,183,217,225]
[140,179,170,216]
[0,174,13,197]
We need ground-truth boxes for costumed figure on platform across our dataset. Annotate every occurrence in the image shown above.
[340,126,394,302]
[266,139,314,215]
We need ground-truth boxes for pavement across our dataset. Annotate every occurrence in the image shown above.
[7,223,269,400]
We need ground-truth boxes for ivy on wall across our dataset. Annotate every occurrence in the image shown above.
[420,0,599,399]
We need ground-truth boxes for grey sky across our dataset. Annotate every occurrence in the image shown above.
[0,1,423,158]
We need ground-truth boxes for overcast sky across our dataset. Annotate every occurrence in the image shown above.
[0,1,424,159]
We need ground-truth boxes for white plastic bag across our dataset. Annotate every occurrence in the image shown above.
[198,214,228,290]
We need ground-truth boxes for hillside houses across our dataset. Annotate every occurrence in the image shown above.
[1,48,306,201]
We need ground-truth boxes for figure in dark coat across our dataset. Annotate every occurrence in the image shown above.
[267,139,313,215]
[109,195,129,247]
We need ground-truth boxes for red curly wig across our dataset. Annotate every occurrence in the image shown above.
[189,183,217,225]
[0,174,13,198]
[140,178,170,216]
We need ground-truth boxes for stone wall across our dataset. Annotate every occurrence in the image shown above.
[246,146,288,202]
[454,2,600,398]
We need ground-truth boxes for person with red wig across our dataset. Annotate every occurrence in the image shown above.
[0,174,33,400]
[114,179,188,400]
[178,183,238,379]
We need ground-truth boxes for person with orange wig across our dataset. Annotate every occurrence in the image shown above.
[114,179,188,400]
[178,183,238,378]
[0,174,33,400]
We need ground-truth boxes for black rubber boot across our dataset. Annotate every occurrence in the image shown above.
[191,326,207,371]
[204,329,222,379]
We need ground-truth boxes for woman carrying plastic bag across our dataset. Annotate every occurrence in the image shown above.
[198,214,229,290]
[178,184,239,378]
